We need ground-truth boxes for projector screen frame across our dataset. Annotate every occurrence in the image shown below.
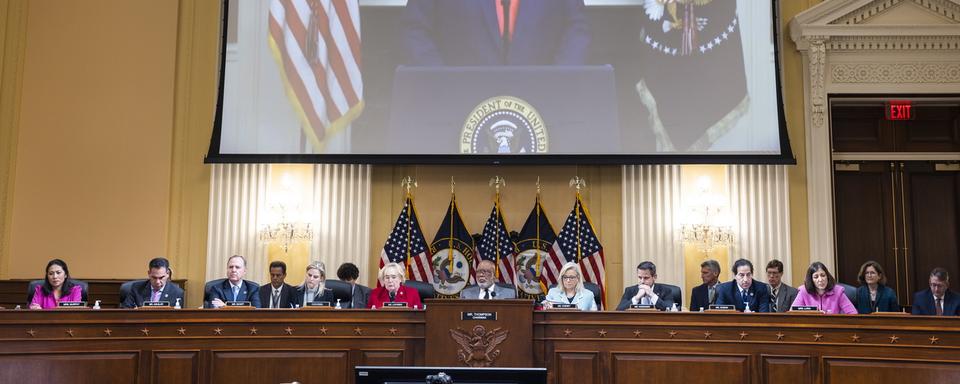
[205,0,795,165]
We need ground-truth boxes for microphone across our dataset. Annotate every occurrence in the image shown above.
[389,291,396,302]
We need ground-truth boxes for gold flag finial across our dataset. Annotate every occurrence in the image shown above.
[451,176,456,195]
[489,176,506,195]
[536,176,542,196]
[400,176,417,195]
[569,176,586,192]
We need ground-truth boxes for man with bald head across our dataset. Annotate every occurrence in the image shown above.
[460,260,517,299]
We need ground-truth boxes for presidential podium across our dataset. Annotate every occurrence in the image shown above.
[388,65,620,155]
[424,299,534,367]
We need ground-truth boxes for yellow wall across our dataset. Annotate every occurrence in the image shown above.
[0,0,822,306]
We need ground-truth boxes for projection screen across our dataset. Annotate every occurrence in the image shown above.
[207,0,794,164]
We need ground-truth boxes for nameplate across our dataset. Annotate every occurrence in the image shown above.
[552,303,577,310]
[57,301,87,308]
[383,302,408,308]
[305,301,332,308]
[224,301,252,308]
[142,301,170,307]
[629,304,656,311]
[790,306,820,312]
[462,311,497,321]
[707,304,736,311]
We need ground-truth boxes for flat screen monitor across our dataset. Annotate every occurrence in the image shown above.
[355,366,547,384]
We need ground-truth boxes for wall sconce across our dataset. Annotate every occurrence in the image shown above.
[680,176,734,254]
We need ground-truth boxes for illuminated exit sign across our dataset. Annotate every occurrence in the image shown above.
[885,100,914,120]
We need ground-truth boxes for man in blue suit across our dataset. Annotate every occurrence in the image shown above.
[689,259,722,312]
[912,267,960,316]
[402,0,590,66]
[716,259,770,312]
[206,255,261,308]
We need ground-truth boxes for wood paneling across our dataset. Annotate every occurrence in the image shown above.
[831,100,960,153]
[612,353,750,384]
[0,352,138,384]
[555,352,599,384]
[359,350,405,366]
[211,350,349,384]
[425,299,534,367]
[824,357,960,384]
[762,355,811,384]
[153,351,199,384]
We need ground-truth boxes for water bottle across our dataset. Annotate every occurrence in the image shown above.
[670,303,679,312]
[93,300,101,310]
[174,298,182,309]
[335,299,342,309]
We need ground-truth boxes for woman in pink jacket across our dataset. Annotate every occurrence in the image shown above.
[790,261,857,314]
[29,259,83,309]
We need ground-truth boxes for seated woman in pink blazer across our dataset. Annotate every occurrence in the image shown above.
[29,259,83,309]
[790,261,857,314]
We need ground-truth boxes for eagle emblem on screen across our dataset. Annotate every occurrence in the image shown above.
[641,0,738,57]
[461,96,548,154]
[450,325,510,367]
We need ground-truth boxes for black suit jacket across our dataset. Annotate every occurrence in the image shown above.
[690,282,720,312]
[349,284,371,309]
[715,281,771,312]
[258,283,296,309]
[616,283,681,311]
[120,281,185,308]
[206,279,261,308]
[291,285,335,307]
[912,289,960,316]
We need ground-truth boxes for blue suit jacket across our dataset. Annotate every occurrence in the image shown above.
[206,279,261,308]
[402,0,590,66]
[912,289,960,316]
[690,282,719,312]
[854,284,900,314]
[715,281,771,313]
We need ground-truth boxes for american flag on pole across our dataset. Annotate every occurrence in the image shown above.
[542,193,607,309]
[379,195,432,286]
[477,198,518,285]
[268,0,363,148]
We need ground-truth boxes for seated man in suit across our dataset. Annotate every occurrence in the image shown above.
[716,258,771,312]
[616,261,681,311]
[337,262,371,309]
[912,267,960,316]
[259,261,295,309]
[766,259,798,313]
[690,259,722,312]
[206,255,261,308]
[460,260,517,300]
[121,257,184,308]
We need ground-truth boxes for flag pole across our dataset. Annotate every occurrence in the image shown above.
[448,177,455,274]
[490,176,505,280]
[569,176,586,264]
[536,177,547,294]
[401,176,417,279]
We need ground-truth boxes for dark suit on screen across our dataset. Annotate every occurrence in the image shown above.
[120,280,185,308]
[258,283,296,309]
[715,281,771,313]
[912,289,960,316]
[402,0,590,66]
[615,283,681,311]
[205,279,261,308]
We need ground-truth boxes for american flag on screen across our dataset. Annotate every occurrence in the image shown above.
[542,193,607,309]
[379,195,432,286]
[477,198,518,285]
[268,0,363,147]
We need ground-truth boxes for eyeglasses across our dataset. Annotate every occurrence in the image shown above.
[476,270,494,275]
[383,274,401,280]
[561,275,579,280]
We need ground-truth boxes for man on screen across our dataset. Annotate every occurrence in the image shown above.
[402,0,590,66]
[206,255,261,308]
[616,261,681,311]
[121,257,185,308]
[460,260,517,300]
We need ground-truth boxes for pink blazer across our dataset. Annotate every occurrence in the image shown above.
[30,284,83,309]
[790,285,857,314]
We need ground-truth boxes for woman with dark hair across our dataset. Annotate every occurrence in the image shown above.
[854,260,900,314]
[790,262,857,314]
[29,259,82,309]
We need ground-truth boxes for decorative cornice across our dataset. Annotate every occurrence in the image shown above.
[826,35,960,50]
[835,0,960,25]
[832,62,960,83]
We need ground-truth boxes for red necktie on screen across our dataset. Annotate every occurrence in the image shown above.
[495,0,519,41]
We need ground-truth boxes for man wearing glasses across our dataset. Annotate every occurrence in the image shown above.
[461,260,516,300]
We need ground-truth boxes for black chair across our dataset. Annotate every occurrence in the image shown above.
[661,283,683,310]
[119,279,144,305]
[325,279,354,306]
[839,283,857,304]
[203,278,228,308]
[549,282,603,309]
[26,279,89,304]
[404,280,436,300]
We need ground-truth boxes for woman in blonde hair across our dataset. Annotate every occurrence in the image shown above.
[543,262,597,311]
[293,261,334,307]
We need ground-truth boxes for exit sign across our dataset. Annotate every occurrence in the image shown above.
[886,100,914,120]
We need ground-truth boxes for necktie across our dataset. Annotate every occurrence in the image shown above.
[272,289,280,308]
[495,0,518,41]
[483,289,490,300]
[936,297,943,316]
[741,289,749,309]
[771,287,779,312]
[232,285,240,302]
[708,286,716,304]
[641,296,651,305]
[151,289,161,302]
